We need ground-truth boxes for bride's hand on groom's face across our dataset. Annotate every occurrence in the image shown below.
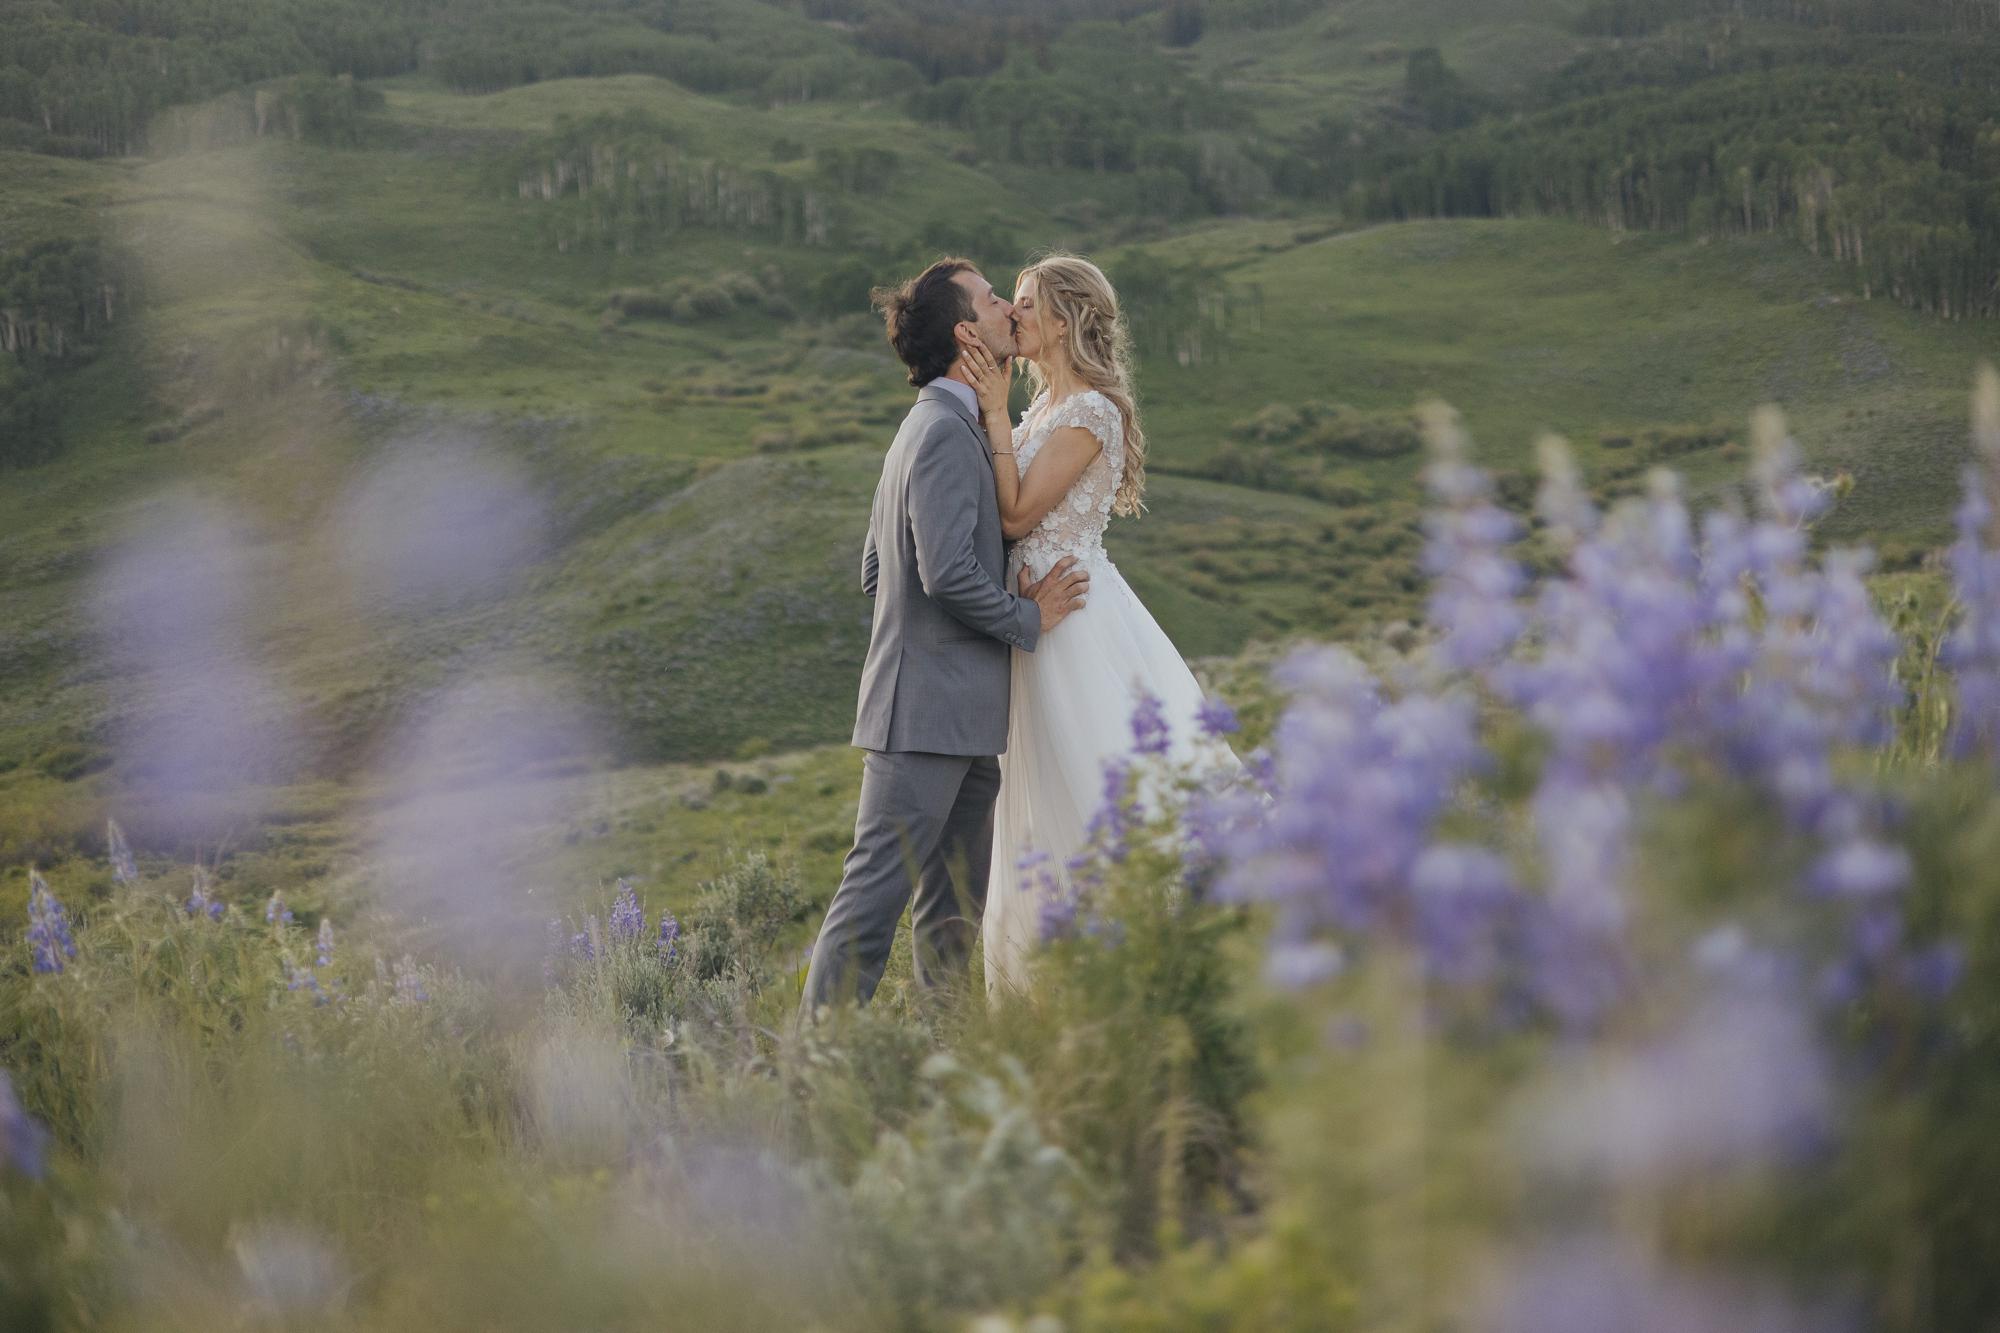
[953,331,1010,421]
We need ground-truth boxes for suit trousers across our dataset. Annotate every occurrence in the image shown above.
[799,749,1000,1015]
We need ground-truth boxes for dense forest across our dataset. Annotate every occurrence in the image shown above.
[3,0,1991,303]
[1358,66,2000,318]
[0,233,131,466]
[1573,0,2000,38]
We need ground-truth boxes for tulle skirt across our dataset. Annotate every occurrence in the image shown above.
[983,552,1226,998]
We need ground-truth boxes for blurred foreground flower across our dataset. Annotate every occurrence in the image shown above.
[1481,1234,1851,1333]
[1421,401,1525,673]
[1216,407,1947,1031]
[0,1070,49,1179]
[1522,952,1831,1181]
[231,1221,347,1317]
[1217,645,1510,991]
[1194,694,1239,738]
[1131,692,1171,755]
[1943,364,2000,758]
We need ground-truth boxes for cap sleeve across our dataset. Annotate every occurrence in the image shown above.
[1048,389,1123,468]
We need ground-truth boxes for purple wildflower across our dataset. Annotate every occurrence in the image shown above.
[282,952,325,1002]
[25,870,76,975]
[184,868,224,922]
[1902,941,1966,1002]
[1943,368,2000,758]
[0,1071,49,1180]
[609,879,644,942]
[1131,692,1171,755]
[1037,881,1081,943]
[1195,695,1240,738]
[265,891,293,926]
[315,919,335,969]
[1409,844,1519,986]
[1420,403,1525,674]
[1805,840,1911,900]
[107,819,138,886]
[1263,940,1344,989]
[1525,960,1832,1181]
[1084,759,1139,862]
[1219,645,1497,991]
[1012,848,1079,943]
[392,955,430,1005]
[1179,767,1264,887]
[1481,1234,1839,1333]
[656,911,680,964]
[1215,401,1951,1034]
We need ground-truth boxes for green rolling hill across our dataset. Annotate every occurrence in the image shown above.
[3,0,1997,920]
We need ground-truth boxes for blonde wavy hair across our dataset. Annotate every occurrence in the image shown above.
[1017,253,1148,517]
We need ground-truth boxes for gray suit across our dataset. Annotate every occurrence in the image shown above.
[801,384,1042,1013]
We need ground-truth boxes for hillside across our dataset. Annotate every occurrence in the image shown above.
[2,0,1997,900]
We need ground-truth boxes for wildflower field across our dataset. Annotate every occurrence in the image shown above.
[6,375,2000,1332]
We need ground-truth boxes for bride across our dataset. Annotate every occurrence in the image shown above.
[955,253,1231,997]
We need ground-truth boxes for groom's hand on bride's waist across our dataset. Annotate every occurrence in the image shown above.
[1022,556,1089,634]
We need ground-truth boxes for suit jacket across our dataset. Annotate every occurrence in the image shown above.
[852,383,1042,755]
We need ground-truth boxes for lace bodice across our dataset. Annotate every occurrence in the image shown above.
[1009,388,1125,578]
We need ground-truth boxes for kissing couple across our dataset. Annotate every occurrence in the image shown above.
[800,253,1232,1017]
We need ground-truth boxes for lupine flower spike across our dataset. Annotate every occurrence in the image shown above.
[283,954,323,1000]
[184,866,224,922]
[1944,363,2000,759]
[1217,645,1512,992]
[609,879,644,942]
[1131,692,1171,755]
[25,870,77,975]
[1194,695,1239,739]
[1420,400,1524,674]
[392,956,430,1005]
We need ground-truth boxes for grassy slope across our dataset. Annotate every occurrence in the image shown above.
[1141,218,1993,542]
[4,0,1995,927]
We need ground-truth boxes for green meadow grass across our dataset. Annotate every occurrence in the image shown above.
[1141,218,1995,543]
[3,51,1995,936]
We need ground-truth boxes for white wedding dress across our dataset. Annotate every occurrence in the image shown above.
[983,388,1228,997]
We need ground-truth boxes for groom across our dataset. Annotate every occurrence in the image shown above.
[799,257,1090,1016]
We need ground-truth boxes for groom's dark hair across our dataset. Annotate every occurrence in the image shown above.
[873,257,978,388]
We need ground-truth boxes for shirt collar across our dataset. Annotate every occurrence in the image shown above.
[925,376,978,417]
